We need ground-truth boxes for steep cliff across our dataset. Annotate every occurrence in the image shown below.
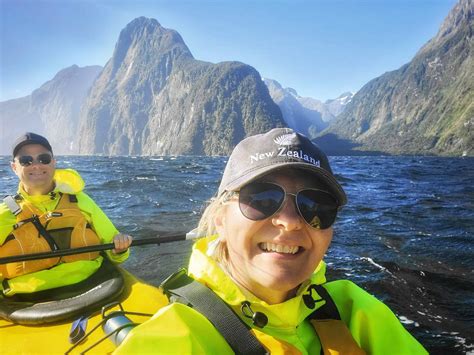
[78,17,284,155]
[0,65,102,155]
[322,0,473,156]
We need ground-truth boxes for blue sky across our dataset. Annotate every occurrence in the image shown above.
[0,0,457,102]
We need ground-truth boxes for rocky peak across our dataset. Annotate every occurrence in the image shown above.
[433,0,472,43]
[416,0,472,59]
[286,87,299,97]
[78,18,283,155]
[323,92,354,117]
[122,16,162,35]
[110,16,193,76]
[49,64,81,80]
[31,65,101,100]
[321,0,473,155]
[333,92,354,104]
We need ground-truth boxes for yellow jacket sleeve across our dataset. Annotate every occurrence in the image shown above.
[326,280,428,355]
[0,203,16,245]
[114,303,234,354]
[76,192,129,263]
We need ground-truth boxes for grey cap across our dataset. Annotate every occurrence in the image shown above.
[12,132,53,157]
[218,128,347,205]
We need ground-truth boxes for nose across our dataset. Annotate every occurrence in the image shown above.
[271,195,303,231]
[30,160,42,167]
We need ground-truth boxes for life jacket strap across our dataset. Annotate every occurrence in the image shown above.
[308,284,366,355]
[161,268,268,355]
[307,284,341,320]
[311,319,367,355]
[30,216,60,252]
[162,269,363,355]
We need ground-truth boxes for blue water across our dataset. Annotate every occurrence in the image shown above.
[1,155,473,354]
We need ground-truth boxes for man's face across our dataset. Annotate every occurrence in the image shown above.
[11,144,56,195]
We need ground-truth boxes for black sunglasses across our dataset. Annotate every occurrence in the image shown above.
[234,182,340,229]
[16,153,53,167]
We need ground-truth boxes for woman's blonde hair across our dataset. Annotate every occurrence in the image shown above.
[196,192,234,266]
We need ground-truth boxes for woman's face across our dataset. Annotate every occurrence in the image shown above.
[215,169,334,304]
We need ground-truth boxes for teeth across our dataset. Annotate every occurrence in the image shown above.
[260,242,299,254]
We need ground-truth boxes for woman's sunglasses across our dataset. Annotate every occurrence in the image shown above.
[233,182,340,229]
[16,153,53,167]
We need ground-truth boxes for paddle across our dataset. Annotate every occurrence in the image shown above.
[0,230,199,265]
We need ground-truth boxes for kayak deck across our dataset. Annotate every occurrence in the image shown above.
[0,269,168,354]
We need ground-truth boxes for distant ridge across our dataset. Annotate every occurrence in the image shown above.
[264,78,353,139]
[0,65,102,155]
[320,0,473,156]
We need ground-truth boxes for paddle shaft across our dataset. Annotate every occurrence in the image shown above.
[0,234,191,264]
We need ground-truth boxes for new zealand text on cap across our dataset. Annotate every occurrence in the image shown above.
[218,128,347,205]
[12,132,53,158]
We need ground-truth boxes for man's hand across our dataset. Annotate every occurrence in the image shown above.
[112,233,133,254]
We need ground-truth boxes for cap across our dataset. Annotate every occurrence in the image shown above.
[218,128,347,205]
[12,132,53,157]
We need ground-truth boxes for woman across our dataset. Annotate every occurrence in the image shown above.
[116,128,427,354]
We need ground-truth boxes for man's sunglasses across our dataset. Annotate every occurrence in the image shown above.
[15,153,53,167]
[233,182,340,229]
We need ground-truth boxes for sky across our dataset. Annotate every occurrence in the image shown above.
[0,0,458,102]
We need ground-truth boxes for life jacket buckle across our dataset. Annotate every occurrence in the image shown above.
[13,222,22,230]
[3,195,22,216]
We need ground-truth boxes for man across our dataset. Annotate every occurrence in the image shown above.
[0,132,132,296]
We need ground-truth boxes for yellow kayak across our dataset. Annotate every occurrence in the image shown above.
[0,264,167,354]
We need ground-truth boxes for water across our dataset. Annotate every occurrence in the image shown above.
[1,155,473,354]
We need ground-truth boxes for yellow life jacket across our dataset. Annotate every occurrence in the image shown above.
[0,193,101,279]
[115,236,427,355]
[251,324,365,355]
[162,269,366,355]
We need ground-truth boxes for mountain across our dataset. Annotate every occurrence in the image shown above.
[0,65,102,155]
[320,0,473,156]
[78,17,284,155]
[323,92,354,117]
[264,79,354,139]
[263,78,328,138]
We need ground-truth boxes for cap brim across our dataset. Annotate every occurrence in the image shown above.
[222,162,347,205]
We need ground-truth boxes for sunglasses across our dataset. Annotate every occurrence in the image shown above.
[233,182,340,229]
[16,153,53,167]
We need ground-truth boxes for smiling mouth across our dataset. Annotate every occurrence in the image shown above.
[259,242,301,255]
